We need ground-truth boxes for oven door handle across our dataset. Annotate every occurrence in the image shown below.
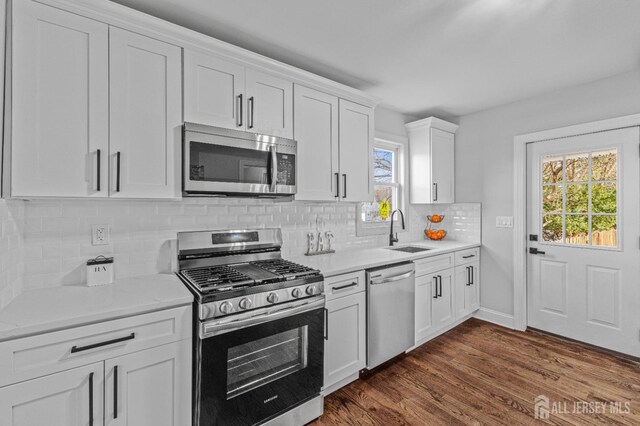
[201,296,325,338]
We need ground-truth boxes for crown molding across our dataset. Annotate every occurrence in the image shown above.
[33,0,381,108]
[404,116,459,133]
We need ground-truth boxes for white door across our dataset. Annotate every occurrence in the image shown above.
[324,292,366,390]
[294,85,340,201]
[415,274,434,343]
[431,269,454,330]
[11,1,109,197]
[184,50,245,129]
[0,362,104,426]
[105,341,191,426]
[527,127,640,356]
[338,100,374,202]
[430,128,455,203]
[245,69,293,138]
[109,27,182,199]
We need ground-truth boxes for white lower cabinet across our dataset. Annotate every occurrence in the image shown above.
[0,307,192,426]
[104,341,191,425]
[323,277,366,394]
[0,362,104,426]
[415,249,481,346]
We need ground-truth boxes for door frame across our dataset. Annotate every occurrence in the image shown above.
[512,113,640,331]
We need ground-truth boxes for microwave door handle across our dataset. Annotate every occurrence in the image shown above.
[269,146,278,192]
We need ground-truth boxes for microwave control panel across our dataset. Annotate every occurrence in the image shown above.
[277,154,296,186]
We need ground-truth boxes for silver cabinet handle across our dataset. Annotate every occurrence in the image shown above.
[370,270,415,285]
[269,145,278,192]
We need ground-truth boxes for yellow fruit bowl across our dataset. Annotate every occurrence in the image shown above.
[425,229,447,240]
[427,214,445,223]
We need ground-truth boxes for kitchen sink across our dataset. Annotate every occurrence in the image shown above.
[387,246,432,253]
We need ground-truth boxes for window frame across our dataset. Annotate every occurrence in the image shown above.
[356,137,407,237]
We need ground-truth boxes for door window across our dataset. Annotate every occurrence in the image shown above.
[541,149,618,248]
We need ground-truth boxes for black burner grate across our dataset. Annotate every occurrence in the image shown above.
[251,259,319,279]
[182,265,255,291]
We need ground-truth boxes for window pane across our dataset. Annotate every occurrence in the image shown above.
[542,185,563,212]
[591,149,617,181]
[566,215,589,245]
[373,148,393,183]
[361,185,396,223]
[566,184,588,213]
[592,182,616,213]
[565,152,589,182]
[542,155,563,184]
[542,214,563,242]
[592,215,617,247]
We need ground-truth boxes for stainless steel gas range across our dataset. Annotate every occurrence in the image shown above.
[176,229,325,426]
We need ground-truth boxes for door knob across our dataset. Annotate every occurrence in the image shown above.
[529,247,546,255]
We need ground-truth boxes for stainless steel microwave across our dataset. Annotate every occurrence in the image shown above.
[183,123,297,197]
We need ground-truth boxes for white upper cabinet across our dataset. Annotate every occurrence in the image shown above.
[406,117,458,204]
[109,28,182,199]
[246,69,293,139]
[10,0,109,197]
[338,99,374,202]
[184,51,245,129]
[184,51,293,138]
[294,85,340,200]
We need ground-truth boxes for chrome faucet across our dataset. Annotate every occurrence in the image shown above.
[389,209,405,246]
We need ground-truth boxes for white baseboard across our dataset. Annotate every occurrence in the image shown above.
[474,307,516,329]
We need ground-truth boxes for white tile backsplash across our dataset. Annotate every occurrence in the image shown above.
[0,200,24,308]
[3,198,480,294]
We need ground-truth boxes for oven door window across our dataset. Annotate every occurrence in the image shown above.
[189,141,271,184]
[227,326,308,399]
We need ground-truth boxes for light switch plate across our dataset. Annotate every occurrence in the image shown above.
[92,224,110,245]
[496,216,514,228]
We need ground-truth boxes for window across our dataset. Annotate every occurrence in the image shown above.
[361,144,401,223]
[541,148,618,248]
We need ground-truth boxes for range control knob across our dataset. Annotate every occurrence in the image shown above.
[267,293,279,304]
[238,298,252,310]
[292,288,302,298]
[305,285,316,296]
[219,301,233,315]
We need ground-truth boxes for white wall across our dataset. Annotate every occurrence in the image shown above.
[455,68,640,316]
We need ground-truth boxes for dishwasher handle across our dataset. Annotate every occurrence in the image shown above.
[370,270,415,285]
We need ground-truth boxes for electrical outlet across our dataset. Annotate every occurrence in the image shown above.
[92,224,110,246]
[496,216,514,228]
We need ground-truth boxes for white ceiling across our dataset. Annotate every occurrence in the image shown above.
[111,0,640,119]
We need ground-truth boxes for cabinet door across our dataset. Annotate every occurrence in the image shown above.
[324,291,366,390]
[430,128,455,203]
[105,340,191,426]
[11,1,108,197]
[294,86,339,201]
[415,274,434,343]
[432,269,455,329]
[0,362,104,426]
[454,264,468,318]
[465,262,480,313]
[245,69,293,138]
[184,50,245,129]
[338,100,374,202]
[109,27,182,199]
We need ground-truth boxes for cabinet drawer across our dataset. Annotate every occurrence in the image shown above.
[414,253,454,276]
[0,305,191,388]
[325,271,366,301]
[455,247,480,266]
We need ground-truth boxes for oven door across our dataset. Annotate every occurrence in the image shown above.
[195,297,324,426]
[183,125,296,196]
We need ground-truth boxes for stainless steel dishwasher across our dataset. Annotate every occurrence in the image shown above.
[366,261,416,369]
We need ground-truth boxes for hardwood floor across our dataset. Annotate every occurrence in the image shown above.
[311,319,640,426]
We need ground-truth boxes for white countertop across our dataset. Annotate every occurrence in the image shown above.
[0,274,193,342]
[290,240,480,277]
